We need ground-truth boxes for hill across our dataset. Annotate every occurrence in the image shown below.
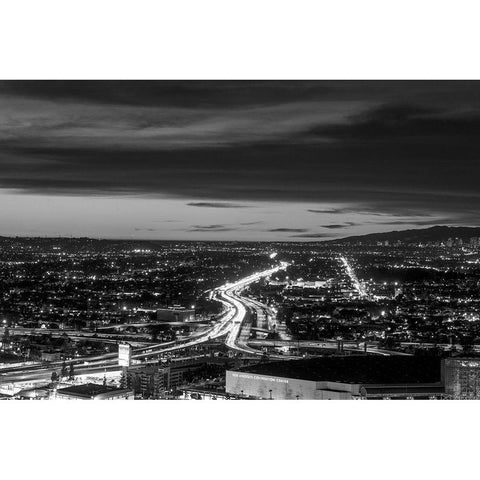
[327,225,480,245]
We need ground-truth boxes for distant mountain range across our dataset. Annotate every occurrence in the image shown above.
[327,226,480,245]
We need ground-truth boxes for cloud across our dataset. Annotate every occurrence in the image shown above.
[315,103,480,142]
[134,227,157,232]
[308,207,354,215]
[2,81,480,231]
[188,224,237,232]
[321,222,359,229]
[0,81,336,109]
[370,219,451,227]
[290,233,332,239]
[191,224,226,229]
[268,228,309,233]
[186,202,250,209]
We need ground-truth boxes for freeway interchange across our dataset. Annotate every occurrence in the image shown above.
[0,260,409,388]
[0,263,287,386]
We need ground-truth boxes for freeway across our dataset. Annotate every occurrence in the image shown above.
[221,264,298,359]
[0,327,152,346]
[219,265,412,358]
[0,263,286,386]
[1,259,414,388]
[246,339,412,356]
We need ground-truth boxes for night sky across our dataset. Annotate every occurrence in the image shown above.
[1,80,480,241]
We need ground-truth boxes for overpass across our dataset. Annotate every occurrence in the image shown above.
[0,263,287,386]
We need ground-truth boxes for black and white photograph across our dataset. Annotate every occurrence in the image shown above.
[2,80,480,401]
[1,2,479,479]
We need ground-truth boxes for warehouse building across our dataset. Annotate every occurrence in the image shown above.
[226,356,445,400]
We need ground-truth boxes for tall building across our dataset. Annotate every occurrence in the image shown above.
[444,357,480,399]
[127,364,170,398]
[124,358,228,397]
[118,342,132,367]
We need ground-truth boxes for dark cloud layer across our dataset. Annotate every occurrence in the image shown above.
[268,228,309,233]
[2,81,480,228]
[321,222,359,229]
[188,224,237,232]
[186,202,250,209]
[290,233,332,239]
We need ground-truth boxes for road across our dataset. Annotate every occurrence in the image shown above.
[0,327,152,346]
[247,339,411,356]
[221,265,300,359]
[1,259,415,388]
[340,256,367,298]
[0,263,286,386]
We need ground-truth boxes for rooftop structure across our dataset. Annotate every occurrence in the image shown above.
[56,383,134,400]
[226,356,444,400]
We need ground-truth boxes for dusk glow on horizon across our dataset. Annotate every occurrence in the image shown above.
[1,81,480,241]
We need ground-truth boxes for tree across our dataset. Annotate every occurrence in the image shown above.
[119,369,127,388]
[61,359,67,378]
[460,334,474,354]
[1,326,11,350]
[148,325,162,342]
[69,363,75,381]
[380,336,399,351]
[51,371,59,382]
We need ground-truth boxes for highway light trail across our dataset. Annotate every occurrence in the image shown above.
[0,263,287,385]
[340,256,367,298]
[222,263,290,357]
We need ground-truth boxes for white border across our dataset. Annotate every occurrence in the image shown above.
[2,400,479,480]
[1,1,480,79]
[1,2,480,479]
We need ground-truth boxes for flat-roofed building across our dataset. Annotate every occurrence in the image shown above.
[56,383,134,400]
[157,307,195,322]
[226,356,444,400]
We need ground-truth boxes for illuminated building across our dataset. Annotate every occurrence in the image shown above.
[226,356,444,400]
[127,364,170,398]
[157,307,195,322]
[444,357,480,399]
[118,342,132,367]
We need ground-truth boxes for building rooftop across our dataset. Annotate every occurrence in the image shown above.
[235,356,442,385]
[56,383,130,399]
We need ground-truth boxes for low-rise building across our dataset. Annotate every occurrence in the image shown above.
[157,307,195,322]
[226,356,445,400]
[56,383,134,400]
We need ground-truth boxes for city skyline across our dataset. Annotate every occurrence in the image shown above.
[1,81,480,240]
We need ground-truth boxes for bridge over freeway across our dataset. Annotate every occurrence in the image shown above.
[0,264,287,387]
